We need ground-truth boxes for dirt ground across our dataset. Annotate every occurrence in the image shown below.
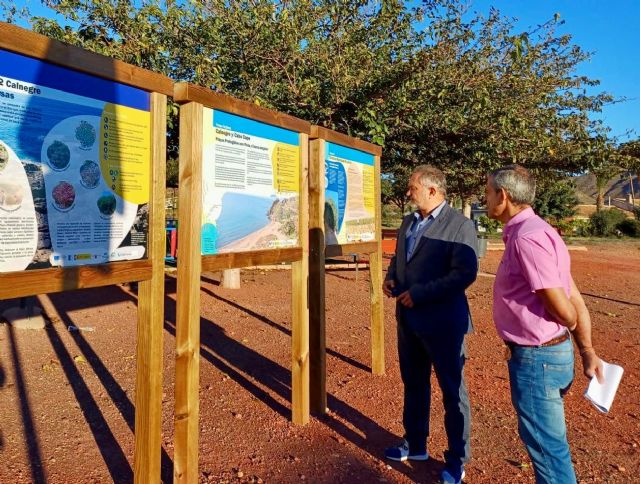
[0,240,639,483]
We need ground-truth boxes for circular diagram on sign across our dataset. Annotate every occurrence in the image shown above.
[0,181,24,212]
[0,144,9,172]
[51,181,76,211]
[97,191,117,218]
[79,160,101,189]
[46,140,71,171]
[75,120,97,150]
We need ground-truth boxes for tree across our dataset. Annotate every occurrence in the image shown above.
[6,0,615,200]
[581,135,622,211]
[381,164,411,214]
[533,178,579,222]
[619,139,640,205]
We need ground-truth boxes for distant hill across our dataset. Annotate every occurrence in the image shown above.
[573,173,639,204]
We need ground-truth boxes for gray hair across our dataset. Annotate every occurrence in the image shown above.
[413,165,447,196]
[488,165,536,205]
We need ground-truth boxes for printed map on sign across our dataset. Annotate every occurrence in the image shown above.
[0,49,150,273]
[201,109,300,254]
[324,142,375,245]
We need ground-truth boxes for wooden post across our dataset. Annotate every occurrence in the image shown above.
[291,132,310,425]
[174,101,203,483]
[134,92,167,483]
[308,139,327,414]
[370,153,385,375]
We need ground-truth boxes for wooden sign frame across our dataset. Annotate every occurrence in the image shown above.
[173,82,310,483]
[0,23,173,482]
[308,125,384,414]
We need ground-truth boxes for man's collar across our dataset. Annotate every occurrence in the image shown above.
[414,200,447,221]
[503,206,535,240]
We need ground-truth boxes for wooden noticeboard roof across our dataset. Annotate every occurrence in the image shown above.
[310,125,382,157]
[174,82,311,135]
[0,22,173,95]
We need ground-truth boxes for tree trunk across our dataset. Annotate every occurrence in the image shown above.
[462,199,472,218]
[596,191,604,212]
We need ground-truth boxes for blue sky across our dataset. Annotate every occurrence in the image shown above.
[10,0,640,140]
[468,0,640,140]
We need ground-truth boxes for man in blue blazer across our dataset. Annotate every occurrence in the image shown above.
[383,165,478,484]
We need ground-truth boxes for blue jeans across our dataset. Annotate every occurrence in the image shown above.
[507,338,576,484]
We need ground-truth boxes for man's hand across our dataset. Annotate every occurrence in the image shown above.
[581,349,605,384]
[382,280,395,298]
[397,290,414,308]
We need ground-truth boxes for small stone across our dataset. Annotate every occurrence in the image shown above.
[237,470,244,478]
[617,465,626,472]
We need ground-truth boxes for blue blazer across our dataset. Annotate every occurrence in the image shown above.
[386,204,478,336]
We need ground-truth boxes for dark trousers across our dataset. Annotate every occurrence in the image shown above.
[397,322,471,468]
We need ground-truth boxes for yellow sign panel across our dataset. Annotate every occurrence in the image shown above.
[99,103,150,204]
[272,142,300,193]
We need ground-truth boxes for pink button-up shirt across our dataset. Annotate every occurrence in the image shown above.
[493,207,570,345]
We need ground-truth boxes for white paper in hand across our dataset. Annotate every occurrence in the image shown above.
[584,360,623,413]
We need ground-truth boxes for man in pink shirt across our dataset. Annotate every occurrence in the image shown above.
[485,165,604,483]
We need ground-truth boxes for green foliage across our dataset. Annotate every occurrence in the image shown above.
[381,165,411,213]
[589,208,627,237]
[166,157,179,187]
[382,203,403,228]
[3,0,616,196]
[569,219,592,237]
[477,215,502,235]
[533,178,579,222]
[634,206,640,221]
[617,219,640,237]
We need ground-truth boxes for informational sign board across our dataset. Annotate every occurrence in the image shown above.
[173,82,311,482]
[324,142,375,245]
[201,108,300,254]
[0,48,151,273]
[1,21,173,484]
[308,125,384,414]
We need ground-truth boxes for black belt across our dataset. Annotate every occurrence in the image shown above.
[504,331,570,349]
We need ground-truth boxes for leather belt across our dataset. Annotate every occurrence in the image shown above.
[504,331,570,349]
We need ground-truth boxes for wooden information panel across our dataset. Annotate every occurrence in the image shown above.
[173,82,310,483]
[0,23,173,483]
[309,125,383,414]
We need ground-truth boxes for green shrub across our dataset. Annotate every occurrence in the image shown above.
[382,204,403,228]
[617,218,640,237]
[476,215,502,235]
[589,209,627,236]
[570,219,592,237]
[633,206,640,221]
